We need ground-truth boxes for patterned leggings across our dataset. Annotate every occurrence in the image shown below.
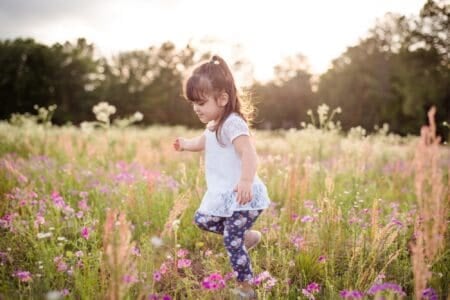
[194,210,263,282]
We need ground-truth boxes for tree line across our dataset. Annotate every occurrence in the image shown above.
[0,0,448,138]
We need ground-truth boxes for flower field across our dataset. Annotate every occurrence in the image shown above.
[0,106,448,299]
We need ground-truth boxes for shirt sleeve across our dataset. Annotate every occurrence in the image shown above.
[223,115,250,143]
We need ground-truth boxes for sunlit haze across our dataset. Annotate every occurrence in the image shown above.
[0,0,426,83]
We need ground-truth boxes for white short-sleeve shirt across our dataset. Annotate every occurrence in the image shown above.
[197,112,271,217]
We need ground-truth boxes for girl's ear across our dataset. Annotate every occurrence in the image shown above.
[218,92,229,107]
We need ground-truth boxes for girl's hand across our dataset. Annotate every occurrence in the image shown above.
[234,180,253,205]
[173,137,185,151]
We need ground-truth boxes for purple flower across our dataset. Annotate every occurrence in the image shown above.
[13,270,32,282]
[367,282,405,296]
[318,255,327,263]
[51,191,66,209]
[201,273,226,290]
[122,274,138,284]
[177,258,191,269]
[81,227,90,239]
[340,290,364,299]
[306,282,320,294]
[153,271,162,282]
[422,288,438,300]
[301,215,314,223]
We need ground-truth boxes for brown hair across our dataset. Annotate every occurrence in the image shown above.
[183,55,254,145]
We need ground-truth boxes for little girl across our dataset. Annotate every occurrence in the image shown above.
[173,55,270,298]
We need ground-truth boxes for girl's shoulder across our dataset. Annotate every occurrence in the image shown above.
[224,112,247,125]
[222,112,250,142]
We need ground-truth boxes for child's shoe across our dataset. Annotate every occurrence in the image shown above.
[230,286,257,299]
[244,230,262,251]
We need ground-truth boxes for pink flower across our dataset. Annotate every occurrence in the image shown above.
[78,199,89,211]
[51,191,65,209]
[290,234,305,250]
[34,215,45,228]
[177,248,189,258]
[153,271,162,282]
[306,282,320,294]
[81,227,90,240]
[132,246,141,256]
[201,273,226,290]
[54,255,68,272]
[14,270,32,282]
[251,271,277,291]
[177,259,191,269]
[301,215,314,223]
[318,255,327,263]
[61,289,70,296]
[123,274,139,284]
[159,263,168,274]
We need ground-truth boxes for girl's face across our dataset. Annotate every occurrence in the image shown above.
[191,92,228,124]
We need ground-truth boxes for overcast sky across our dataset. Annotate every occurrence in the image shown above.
[0,0,426,82]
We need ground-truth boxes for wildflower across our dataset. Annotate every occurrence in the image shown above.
[13,270,32,282]
[153,271,162,282]
[291,213,299,221]
[81,227,90,240]
[159,263,168,274]
[172,219,180,231]
[290,234,305,250]
[133,112,144,121]
[78,199,89,211]
[301,215,314,223]
[151,236,163,247]
[131,246,141,257]
[391,218,403,228]
[34,215,46,228]
[75,250,84,257]
[304,200,315,209]
[177,248,189,258]
[201,273,226,290]
[177,258,191,269]
[367,282,406,297]
[422,287,438,300]
[123,274,139,284]
[339,290,364,299]
[46,291,63,300]
[306,282,320,294]
[54,255,68,272]
[264,277,277,290]
[318,255,327,263]
[37,232,52,239]
[51,191,66,209]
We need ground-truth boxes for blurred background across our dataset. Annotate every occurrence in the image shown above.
[0,0,448,138]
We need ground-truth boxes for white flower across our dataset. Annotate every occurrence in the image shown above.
[133,112,143,121]
[151,236,163,248]
[37,232,52,239]
[172,219,180,231]
[45,291,63,300]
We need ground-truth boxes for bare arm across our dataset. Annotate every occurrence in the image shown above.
[233,135,258,204]
[173,134,205,152]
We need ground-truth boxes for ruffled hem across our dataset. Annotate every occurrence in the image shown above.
[197,183,271,217]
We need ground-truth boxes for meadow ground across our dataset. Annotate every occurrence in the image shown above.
[0,110,448,299]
